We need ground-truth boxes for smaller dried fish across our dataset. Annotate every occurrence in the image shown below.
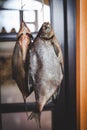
[12,21,34,117]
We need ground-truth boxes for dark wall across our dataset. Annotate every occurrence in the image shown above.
[50,0,76,130]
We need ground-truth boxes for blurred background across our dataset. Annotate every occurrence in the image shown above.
[0,0,51,130]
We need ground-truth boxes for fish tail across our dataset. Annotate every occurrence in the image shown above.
[28,111,41,130]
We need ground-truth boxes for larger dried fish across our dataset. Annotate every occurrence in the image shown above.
[28,22,64,129]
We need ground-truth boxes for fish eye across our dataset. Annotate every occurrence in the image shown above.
[42,25,47,30]
[42,25,51,32]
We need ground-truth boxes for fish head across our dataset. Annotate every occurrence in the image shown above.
[39,22,54,40]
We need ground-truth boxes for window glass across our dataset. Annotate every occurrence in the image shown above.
[23,11,35,22]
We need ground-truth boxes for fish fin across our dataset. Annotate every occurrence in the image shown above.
[52,86,61,102]
[51,42,59,57]
[27,75,34,94]
[60,62,64,74]
[47,86,61,104]
[28,112,41,130]
[46,97,53,104]
[25,64,34,95]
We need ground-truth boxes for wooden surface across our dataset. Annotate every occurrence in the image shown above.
[76,0,87,130]
[80,0,87,130]
[76,0,80,130]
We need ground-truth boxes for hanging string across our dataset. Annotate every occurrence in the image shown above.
[21,0,25,10]
[41,0,44,22]
[20,0,23,23]
[21,0,22,10]
[20,0,26,23]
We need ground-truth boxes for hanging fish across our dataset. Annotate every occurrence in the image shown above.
[12,21,34,116]
[28,22,64,129]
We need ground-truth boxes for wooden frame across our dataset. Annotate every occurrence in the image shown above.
[76,0,87,130]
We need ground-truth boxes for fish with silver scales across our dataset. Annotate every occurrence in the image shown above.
[27,22,64,130]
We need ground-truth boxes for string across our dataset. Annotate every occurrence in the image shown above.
[21,0,22,10]
[41,0,44,22]
[20,0,26,22]
[21,0,25,10]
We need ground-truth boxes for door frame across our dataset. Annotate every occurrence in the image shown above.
[50,0,76,130]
